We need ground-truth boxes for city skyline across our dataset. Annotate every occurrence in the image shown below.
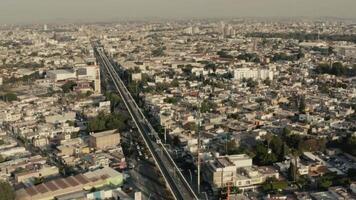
[1,0,356,24]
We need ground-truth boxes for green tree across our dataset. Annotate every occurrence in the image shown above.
[245,78,258,88]
[253,143,278,165]
[262,177,288,193]
[298,96,306,113]
[105,92,122,112]
[33,177,44,185]
[318,177,332,190]
[0,181,15,200]
[164,97,180,104]
[0,93,18,102]
[200,100,217,113]
[0,155,6,163]
[226,141,247,155]
[171,79,179,87]
[270,136,288,160]
[263,78,271,86]
[61,81,77,93]
[282,127,291,138]
[87,112,128,132]
[288,154,299,182]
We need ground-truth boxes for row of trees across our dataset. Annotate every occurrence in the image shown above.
[237,53,260,63]
[332,134,356,156]
[0,93,18,102]
[253,128,326,165]
[4,71,41,85]
[315,62,356,77]
[272,52,303,62]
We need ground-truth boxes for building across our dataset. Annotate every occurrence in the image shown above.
[47,69,76,82]
[0,147,28,157]
[0,155,46,179]
[204,154,279,190]
[15,165,59,183]
[45,112,76,124]
[89,130,120,150]
[15,167,123,200]
[86,187,132,200]
[75,65,101,94]
[47,64,101,94]
[234,67,274,81]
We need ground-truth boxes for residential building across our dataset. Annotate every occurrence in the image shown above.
[89,130,120,150]
[234,67,274,81]
[204,154,279,190]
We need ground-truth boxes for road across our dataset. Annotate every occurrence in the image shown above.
[95,45,198,200]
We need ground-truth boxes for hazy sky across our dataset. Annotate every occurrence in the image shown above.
[0,0,355,24]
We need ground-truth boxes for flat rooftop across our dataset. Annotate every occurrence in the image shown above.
[91,129,119,138]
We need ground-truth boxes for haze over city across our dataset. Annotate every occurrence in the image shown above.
[1,0,356,24]
[0,0,356,200]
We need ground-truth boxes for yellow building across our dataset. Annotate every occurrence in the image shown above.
[89,130,120,150]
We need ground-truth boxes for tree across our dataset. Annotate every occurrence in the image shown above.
[61,81,77,93]
[347,168,356,181]
[171,79,179,87]
[270,136,287,161]
[244,78,258,88]
[33,177,44,185]
[200,100,217,113]
[316,172,337,190]
[226,140,242,155]
[164,97,180,105]
[0,93,18,102]
[105,92,122,112]
[262,177,288,193]
[263,78,271,86]
[204,63,217,72]
[0,155,5,163]
[282,127,291,138]
[317,177,332,190]
[288,153,299,182]
[172,135,180,146]
[0,181,15,200]
[253,143,278,165]
[298,96,306,113]
[151,46,166,57]
[217,51,233,59]
[87,112,128,132]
